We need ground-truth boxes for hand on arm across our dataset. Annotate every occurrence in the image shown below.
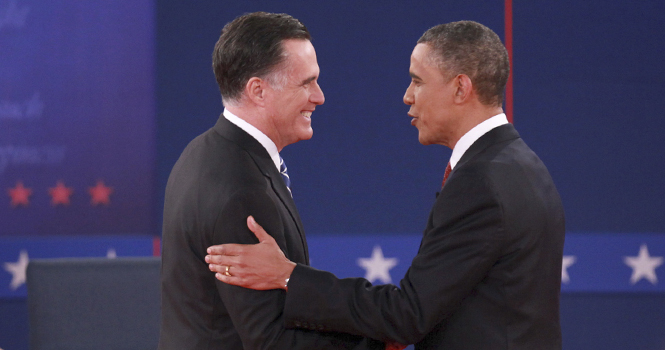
[208,214,403,349]
[206,215,296,290]
[211,190,383,349]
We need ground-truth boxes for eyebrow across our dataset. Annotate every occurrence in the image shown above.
[409,71,423,81]
[301,76,317,85]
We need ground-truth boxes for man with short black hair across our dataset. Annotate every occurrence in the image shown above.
[207,20,566,350]
[159,12,382,349]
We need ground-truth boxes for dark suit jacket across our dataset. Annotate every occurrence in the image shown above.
[158,116,381,349]
[283,124,566,349]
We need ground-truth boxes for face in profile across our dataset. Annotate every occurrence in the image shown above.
[264,39,325,150]
[403,43,458,147]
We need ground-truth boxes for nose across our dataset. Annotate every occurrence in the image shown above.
[310,81,325,105]
[403,82,414,105]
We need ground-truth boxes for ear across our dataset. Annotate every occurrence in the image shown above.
[245,77,267,106]
[453,74,473,104]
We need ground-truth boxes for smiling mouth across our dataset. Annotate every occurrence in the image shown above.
[301,111,312,119]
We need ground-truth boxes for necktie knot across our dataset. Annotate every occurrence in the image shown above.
[279,157,292,197]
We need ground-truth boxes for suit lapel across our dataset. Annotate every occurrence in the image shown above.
[265,169,310,263]
[212,116,309,263]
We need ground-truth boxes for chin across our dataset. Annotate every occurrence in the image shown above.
[418,134,431,146]
[298,129,314,141]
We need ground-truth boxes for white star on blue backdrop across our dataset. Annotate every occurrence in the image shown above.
[4,250,29,290]
[624,244,663,285]
[561,255,576,284]
[357,245,399,284]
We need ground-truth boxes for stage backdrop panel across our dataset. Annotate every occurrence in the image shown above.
[1,1,155,348]
[0,0,156,237]
[513,1,665,233]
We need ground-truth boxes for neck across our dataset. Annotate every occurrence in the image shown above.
[225,104,284,151]
[448,104,504,149]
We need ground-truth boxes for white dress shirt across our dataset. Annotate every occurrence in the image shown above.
[223,109,281,171]
[449,113,509,170]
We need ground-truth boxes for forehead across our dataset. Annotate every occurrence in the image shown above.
[410,43,437,69]
[281,39,319,76]
[410,43,445,80]
[281,38,315,56]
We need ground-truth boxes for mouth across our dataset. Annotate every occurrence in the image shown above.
[408,113,418,126]
[301,111,312,119]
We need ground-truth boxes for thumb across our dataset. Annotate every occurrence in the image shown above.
[247,216,273,243]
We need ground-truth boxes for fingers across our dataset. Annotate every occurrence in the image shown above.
[205,253,237,277]
[206,244,224,255]
[214,271,243,286]
[213,271,263,290]
[205,216,272,257]
[207,242,246,256]
[205,251,252,276]
[207,260,232,275]
[207,260,243,285]
[204,252,230,265]
[247,215,273,243]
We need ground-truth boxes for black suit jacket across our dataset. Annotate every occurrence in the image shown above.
[283,124,566,349]
[158,116,381,349]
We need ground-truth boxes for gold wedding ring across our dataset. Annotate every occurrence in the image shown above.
[224,265,232,277]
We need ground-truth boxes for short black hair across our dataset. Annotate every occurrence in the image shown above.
[212,12,311,104]
[418,21,510,107]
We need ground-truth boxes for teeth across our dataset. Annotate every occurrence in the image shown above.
[301,111,312,118]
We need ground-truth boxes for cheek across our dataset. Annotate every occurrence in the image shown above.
[289,96,307,113]
[421,91,447,119]
[414,88,430,110]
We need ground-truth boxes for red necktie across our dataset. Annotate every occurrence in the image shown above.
[441,162,452,188]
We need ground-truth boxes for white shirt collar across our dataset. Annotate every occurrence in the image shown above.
[223,109,281,170]
[449,113,509,169]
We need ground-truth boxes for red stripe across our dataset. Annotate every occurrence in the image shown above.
[504,0,514,123]
[153,236,161,256]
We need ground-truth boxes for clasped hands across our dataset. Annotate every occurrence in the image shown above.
[205,215,408,350]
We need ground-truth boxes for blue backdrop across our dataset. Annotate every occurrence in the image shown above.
[1,0,156,237]
[1,0,664,349]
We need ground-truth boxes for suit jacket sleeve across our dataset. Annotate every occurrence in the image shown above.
[214,187,383,350]
[282,168,504,344]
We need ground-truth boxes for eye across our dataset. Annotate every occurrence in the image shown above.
[301,77,317,87]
